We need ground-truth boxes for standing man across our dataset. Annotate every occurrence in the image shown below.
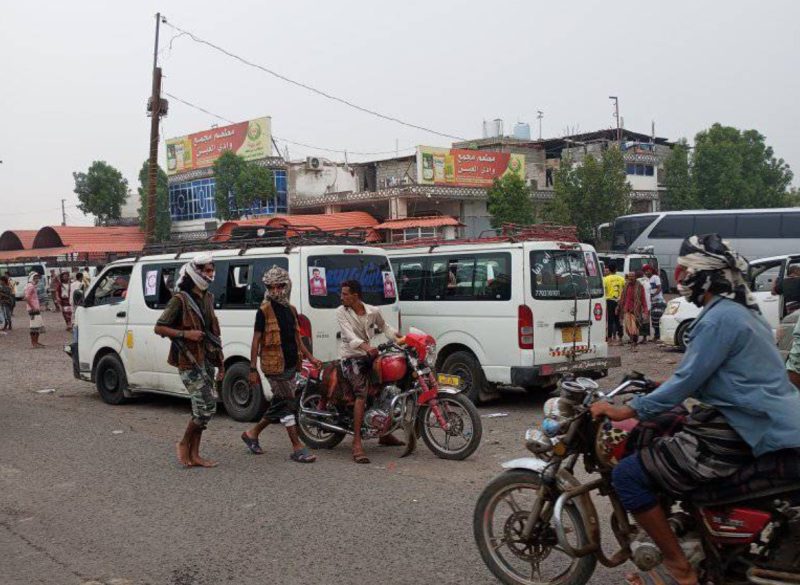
[787,317,800,390]
[154,254,224,468]
[618,272,648,351]
[240,265,320,463]
[336,279,405,464]
[644,264,666,341]
[48,269,60,312]
[24,272,45,348]
[0,276,13,330]
[603,265,625,344]
[55,272,74,331]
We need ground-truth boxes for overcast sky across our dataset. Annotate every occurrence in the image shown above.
[1,0,798,233]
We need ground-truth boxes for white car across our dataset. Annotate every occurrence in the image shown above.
[661,254,800,350]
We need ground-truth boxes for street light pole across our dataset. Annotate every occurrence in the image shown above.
[609,96,620,143]
[145,13,165,243]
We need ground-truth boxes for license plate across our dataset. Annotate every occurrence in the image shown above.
[561,327,583,343]
[437,373,461,387]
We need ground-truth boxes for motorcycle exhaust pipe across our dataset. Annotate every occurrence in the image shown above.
[747,567,800,585]
[298,414,353,436]
[299,406,337,418]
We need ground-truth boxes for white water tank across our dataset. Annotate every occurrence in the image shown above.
[513,122,531,140]
[493,118,504,138]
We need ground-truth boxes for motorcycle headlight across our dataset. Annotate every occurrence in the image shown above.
[425,342,437,368]
[664,301,681,316]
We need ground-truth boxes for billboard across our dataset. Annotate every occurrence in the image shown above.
[166,117,271,176]
[416,146,525,188]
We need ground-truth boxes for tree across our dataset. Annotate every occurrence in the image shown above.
[486,172,534,229]
[137,161,171,242]
[73,161,128,224]
[691,123,792,209]
[662,139,697,210]
[547,147,630,243]
[212,151,276,220]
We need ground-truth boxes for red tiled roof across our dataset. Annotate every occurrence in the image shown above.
[213,212,379,242]
[374,216,464,230]
[0,226,145,262]
[0,246,73,262]
[0,230,39,251]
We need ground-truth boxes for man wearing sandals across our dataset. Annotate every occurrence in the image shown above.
[336,279,405,464]
[241,265,321,463]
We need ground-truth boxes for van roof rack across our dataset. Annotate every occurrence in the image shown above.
[141,226,373,259]
[381,223,580,251]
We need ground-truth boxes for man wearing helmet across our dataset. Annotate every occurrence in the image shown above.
[591,234,800,585]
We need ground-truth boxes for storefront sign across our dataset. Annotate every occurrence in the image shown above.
[416,146,525,187]
[165,117,271,176]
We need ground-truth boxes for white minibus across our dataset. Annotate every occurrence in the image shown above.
[388,240,620,402]
[0,262,47,299]
[69,243,399,421]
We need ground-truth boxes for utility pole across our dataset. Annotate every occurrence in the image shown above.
[61,199,66,226]
[145,13,167,243]
[536,110,544,140]
[609,96,620,143]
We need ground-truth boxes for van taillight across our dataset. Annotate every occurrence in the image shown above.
[518,305,534,350]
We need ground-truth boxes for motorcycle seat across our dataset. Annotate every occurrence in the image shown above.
[690,448,800,507]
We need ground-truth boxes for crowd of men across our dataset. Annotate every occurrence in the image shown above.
[603,263,666,351]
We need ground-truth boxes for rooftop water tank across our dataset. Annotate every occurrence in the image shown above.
[513,122,531,140]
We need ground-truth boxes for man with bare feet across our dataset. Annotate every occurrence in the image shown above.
[154,254,224,468]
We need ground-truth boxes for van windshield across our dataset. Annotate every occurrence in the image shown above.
[307,254,396,309]
[530,250,604,300]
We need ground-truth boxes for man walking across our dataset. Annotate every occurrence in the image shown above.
[240,265,320,463]
[0,276,13,330]
[48,269,60,312]
[644,264,666,341]
[603,265,625,344]
[24,272,45,348]
[336,279,405,464]
[154,254,224,468]
[619,272,648,351]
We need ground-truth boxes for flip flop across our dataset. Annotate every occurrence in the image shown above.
[626,565,694,585]
[290,447,316,463]
[240,432,264,455]
[352,452,370,464]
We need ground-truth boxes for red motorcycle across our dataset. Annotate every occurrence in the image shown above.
[296,328,482,460]
[474,374,800,585]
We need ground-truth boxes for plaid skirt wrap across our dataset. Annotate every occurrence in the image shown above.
[627,404,754,496]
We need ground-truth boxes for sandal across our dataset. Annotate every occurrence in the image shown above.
[290,447,316,463]
[352,451,370,464]
[240,432,264,455]
[626,565,694,585]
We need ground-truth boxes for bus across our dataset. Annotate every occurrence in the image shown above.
[609,208,800,289]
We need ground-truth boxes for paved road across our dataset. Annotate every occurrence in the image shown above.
[0,307,684,585]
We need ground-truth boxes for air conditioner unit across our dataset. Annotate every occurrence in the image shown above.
[306,156,322,171]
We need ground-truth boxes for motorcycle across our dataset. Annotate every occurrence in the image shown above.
[296,327,482,460]
[474,374,800,585]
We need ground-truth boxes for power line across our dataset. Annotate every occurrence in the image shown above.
[164,92,417,157]
[161,18,465,141]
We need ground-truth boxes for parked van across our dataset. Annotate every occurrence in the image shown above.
[597,251,667,290]
[69,243,399,421]
[0,262,47,299]
[387,240,620,402]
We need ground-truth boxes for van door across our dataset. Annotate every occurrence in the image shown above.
[79,264,134,375]
[301,249,399,361]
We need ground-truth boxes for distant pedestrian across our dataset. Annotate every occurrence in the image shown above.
[0,275,13,330]
[643,264,666,341]
[48,269,60,312]
[24,272,45,348]
[603,265,625,344]
[71,272,87,306]
[55,272,74,331]
[618,272,648,351]
[636,270,652,343]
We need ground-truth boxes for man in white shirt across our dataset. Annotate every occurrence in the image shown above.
[643,265,666,341]
[336,279,405,464]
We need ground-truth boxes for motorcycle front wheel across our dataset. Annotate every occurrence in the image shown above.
[418,392,482,460]
[474,469,596,585]
[296,391,346,450]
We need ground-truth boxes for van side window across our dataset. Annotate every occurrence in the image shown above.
[392,259,424,301]
[225,264,250,307]
[420,253,512,301]
[428,260,450,300]
[141,264,180,309]
[475,254,512,301]
[86,266,132,307]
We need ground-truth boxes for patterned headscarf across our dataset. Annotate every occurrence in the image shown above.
[262,265,291,306]
[178,253,214,292]
[28,271,40,283]
[676,234,758,311]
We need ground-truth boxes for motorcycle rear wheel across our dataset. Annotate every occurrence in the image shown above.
[296,391,346,450]
[418,392,482,460]
[474,469,596,585]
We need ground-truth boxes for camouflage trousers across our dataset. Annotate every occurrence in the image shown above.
[179,364,218,428]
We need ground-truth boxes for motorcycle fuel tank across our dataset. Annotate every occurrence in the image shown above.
[701,507,772,545]
[373,353,407,384]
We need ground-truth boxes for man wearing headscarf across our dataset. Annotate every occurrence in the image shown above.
[24,272,45,348]
[591,234,800,585]
[154,254,224,468]
[618,272,648,351]
[240,265,321,462]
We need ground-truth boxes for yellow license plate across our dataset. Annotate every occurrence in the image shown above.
[437,373,462,387]
[561,327,583,343]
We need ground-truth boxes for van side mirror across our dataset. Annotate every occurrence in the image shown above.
[72,290,85,307]
[783,278,800,304]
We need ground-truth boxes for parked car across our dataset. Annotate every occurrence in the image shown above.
[67,241,399,422]
[388,240,620,403]
[661,254,800,350]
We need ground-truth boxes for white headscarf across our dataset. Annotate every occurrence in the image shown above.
[178,253,215,292]
[28,271,40,283]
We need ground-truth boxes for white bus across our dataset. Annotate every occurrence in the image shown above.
[0,262,47,299]
[610,208,800,288]
[388,240,619,403]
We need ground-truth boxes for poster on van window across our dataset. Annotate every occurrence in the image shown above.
[382,271,396,298]
[145,270,158,296]
[584,252,598,277]
[308,267,328,296]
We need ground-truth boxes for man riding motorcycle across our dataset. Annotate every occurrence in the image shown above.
[591,234,800,585]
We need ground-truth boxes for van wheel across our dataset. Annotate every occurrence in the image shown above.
[675,320,693,351]
[95,354,129,405]
[222,362,267,422]
[441,351,486,404]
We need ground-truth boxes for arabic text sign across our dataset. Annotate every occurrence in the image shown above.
[416,146,525,187]
[165,117,271,176]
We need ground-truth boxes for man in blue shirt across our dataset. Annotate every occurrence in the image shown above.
[591,234,800,585]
